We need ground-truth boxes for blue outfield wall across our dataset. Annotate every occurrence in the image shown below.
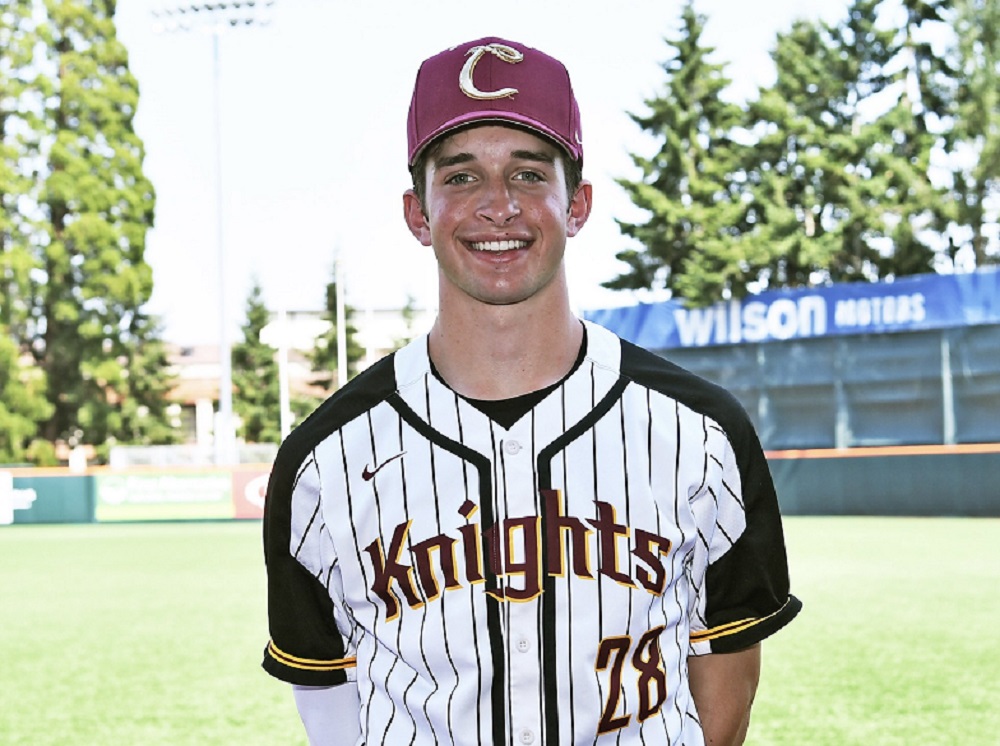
[768,446,1000,517]
[584,267,1000,515]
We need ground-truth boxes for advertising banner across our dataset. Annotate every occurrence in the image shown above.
[585,268,1000,350]
[232,469,270,519]
[3,472,93,525]
[1,471,38,525]
[94,471,233,522]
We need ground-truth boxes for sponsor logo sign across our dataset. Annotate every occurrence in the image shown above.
[586,268,1000,349]
[232,469,270,519]
[0,471,38,525]
[95,471,232,522]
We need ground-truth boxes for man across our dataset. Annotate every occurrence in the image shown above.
[262,37,801,746]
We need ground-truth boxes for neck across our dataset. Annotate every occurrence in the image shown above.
[428,297,582,401]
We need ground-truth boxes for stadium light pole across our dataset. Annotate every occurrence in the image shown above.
[152,1,275,464]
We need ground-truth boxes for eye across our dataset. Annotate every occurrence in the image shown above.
[514,170,545,183]
[443,171,474,186]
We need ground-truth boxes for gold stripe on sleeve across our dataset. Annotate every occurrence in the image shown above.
[689,599,793,643]
[267,640,358,672]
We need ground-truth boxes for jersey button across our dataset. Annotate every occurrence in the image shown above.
[519,729,535,744]
[504,440,522,455]
[516,638,531,653]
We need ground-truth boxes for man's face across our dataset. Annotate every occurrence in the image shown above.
[403,125,591,309]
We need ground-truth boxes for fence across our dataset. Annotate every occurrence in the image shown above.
[1,465,271,525]
[665,324,1000,450]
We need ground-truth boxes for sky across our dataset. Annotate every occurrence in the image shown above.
[114,0,853,346]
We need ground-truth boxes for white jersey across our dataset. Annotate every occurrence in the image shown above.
[263,320,800,745]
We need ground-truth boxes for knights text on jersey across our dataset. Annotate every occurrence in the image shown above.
[262,320,801,745]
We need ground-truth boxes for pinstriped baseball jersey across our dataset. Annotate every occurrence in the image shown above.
[263,320,800,745]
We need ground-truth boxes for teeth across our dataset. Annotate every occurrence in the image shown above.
[470,240,528,252]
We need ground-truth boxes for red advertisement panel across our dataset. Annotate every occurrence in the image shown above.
[232,469,270,519]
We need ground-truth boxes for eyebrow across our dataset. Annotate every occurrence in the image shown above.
[511,149,556,165]
[433,152,476,170]
[432,148,557,171]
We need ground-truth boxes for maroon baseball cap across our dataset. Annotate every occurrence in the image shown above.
[407,37,583,167]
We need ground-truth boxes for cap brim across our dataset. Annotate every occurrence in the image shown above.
[409,111,581,167]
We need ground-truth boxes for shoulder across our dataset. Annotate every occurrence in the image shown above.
[587,321,756,446]
[270,351,399,486]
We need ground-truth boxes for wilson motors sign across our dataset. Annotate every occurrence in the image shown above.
[585,268,1000,350]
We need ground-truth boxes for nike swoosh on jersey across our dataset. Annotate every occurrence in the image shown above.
[362,451,406,481]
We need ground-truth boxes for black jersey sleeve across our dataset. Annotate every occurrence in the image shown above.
[618,339,801,653]
[261,446,354,686]
[261,354,398,685]
[697,413,802,653]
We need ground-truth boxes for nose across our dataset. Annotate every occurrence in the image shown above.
[477,178,519,225]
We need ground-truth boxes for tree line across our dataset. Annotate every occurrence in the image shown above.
[2,0,997,464]
[2,0,170,464]
[609,0,998,305]
[230,273,366,447]
[0,0,370,464]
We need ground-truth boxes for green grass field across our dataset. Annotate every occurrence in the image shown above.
[2,517,998,745]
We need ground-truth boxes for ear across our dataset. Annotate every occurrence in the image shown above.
[565,180,592,238]
[403,189,433,247]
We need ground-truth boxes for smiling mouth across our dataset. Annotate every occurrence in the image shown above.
[469,239,529,252]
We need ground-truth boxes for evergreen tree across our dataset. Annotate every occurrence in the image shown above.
[0,0,174,460]
[740,2,899,288]
[115,311,180,447]
[310,269,364,392]
[1,1,52,463]
[231,279,281,444]
[610,0,962,304]
[737,0,951,286]
[948,0,1000,266]
[606,1,748,304]
[36,0,160,446]
[865,0,954,276]
[1,0,39,342]
[0,329,53,465]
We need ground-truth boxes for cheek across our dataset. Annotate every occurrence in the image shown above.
[536,195,572,227]
[426,195,465,229]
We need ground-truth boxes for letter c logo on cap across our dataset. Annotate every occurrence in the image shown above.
[459,43,524,100]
